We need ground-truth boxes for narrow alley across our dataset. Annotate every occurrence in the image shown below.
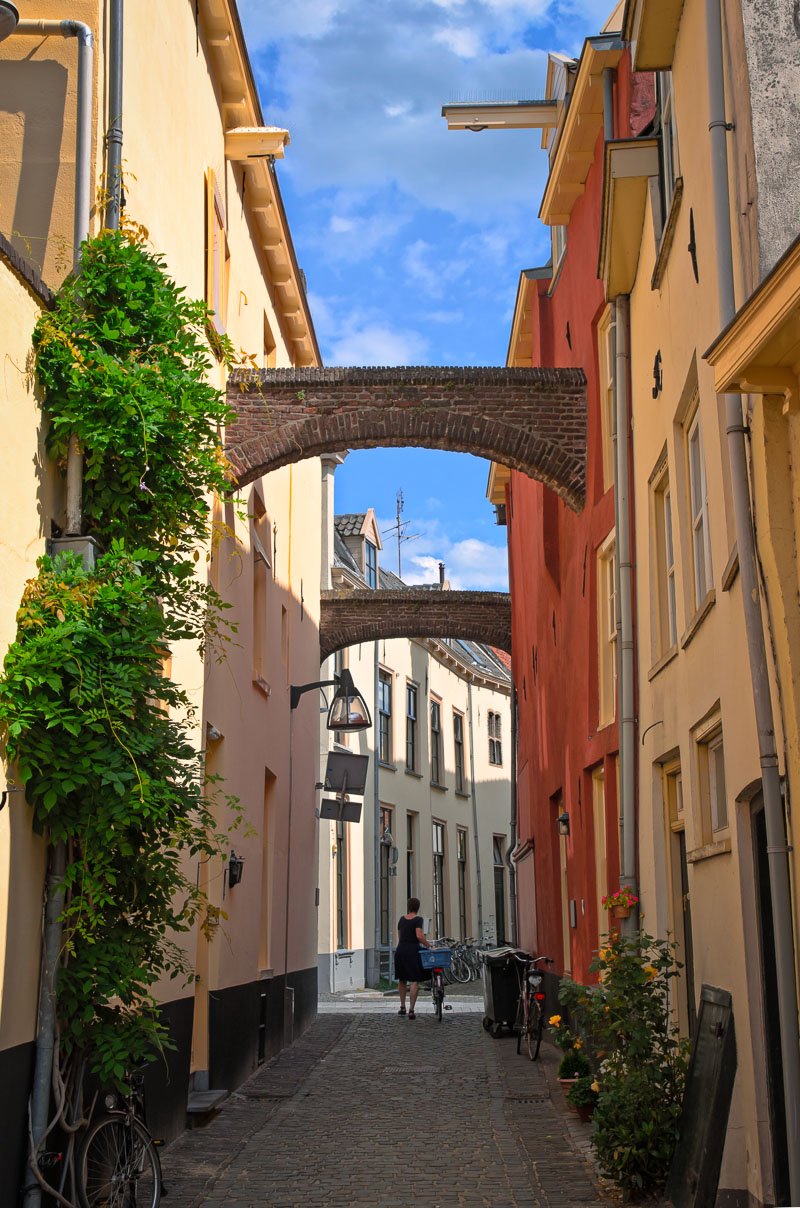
[161,1001,604,1208]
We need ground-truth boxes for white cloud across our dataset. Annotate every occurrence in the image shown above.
[384,101,414,119]
[433,26,483,57]
[405,239,469,299]
[308,292,429,365]
[330,214,357,233]
[378,513,508,589]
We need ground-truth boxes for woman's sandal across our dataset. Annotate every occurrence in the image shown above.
[408,1010,416,1020]
[398,1008,406,1016]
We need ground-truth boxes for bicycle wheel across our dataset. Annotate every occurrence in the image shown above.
[527,1000,545,1062]
[515,994,527,1056]
[78,1114,161,1208]
[451,953,471,983]
[433,975,444,1021]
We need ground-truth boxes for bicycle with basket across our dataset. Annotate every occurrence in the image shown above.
[420,943,452,1020]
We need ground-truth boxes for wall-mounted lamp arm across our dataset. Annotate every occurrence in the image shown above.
[290,678,338,710]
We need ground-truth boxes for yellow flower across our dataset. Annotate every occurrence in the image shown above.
[573,1038,583,1050]
[643,964,658,979]
[590,1080,600,1094]
[549,1015,562,1027]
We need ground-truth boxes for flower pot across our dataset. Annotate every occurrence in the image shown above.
[558,1077,579,1095]
[575,1103,595,1123]
[611,905,631,919]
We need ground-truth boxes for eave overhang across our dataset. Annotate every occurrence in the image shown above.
[705,234,800,412]
[598,137,660,299]
[539,35,624,227]
[487,462,512,506]
[442,99,559,131]
[623,0,686,70]
[506,267,551,368]
[199,0,319,366]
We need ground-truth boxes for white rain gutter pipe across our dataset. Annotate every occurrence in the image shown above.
[705,0,800,1196]
[16,20,93,537]
[467,682,484,937]
[506,679,518,946]
[13,20,93,1208]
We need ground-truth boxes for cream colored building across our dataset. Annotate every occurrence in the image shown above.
[602,1,799,1202]
[317,477,513,993]
[0,0,322,1177]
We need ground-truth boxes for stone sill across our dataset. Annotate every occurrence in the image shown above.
[379,761,397,773]
[430,780,448,792]
[253,674,272,699]
[681,589,716,650]
[686,837,732,864]
[651,176,684,291]
[404,768,423,779]
[455,790,471,800]
[648,644,679,682]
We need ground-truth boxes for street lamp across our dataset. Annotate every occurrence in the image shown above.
[557,810,571,837]
[290,668,372,733]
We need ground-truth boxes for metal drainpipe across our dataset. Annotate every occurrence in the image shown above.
[17,19,93,535]
[104,0,123,231]
[613,295,637,932]
[506,679,518,946]
[705,0,800,1195]
[13,21,93,1206]
[467,682,484,937]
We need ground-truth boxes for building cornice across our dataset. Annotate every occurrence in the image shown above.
[598,137,660,298]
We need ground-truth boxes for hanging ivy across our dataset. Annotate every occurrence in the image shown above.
[0,231,244,1201]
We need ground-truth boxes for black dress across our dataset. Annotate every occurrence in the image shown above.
[394,915,428,982]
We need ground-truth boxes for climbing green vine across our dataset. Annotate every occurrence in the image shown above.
[0,230,244,1196]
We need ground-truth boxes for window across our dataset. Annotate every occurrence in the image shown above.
[379,806,393,945]
[378,670,392,764]
[335,818,348,950]
[597,306,615,493]
[205,171,230,336]
[488,711,503,766]
[698,726,728,835]
[592,768,607,933]
[252,494,271,690]
[453,711,466,793]
[430,699,442,784]
[406,813,416,899]
[687,410,713,607]
[365,540,377,589]
[653,467,678,654]
[552,224,567,270]
[597,533,618,727]
[493,837,507,945]
[432,822,446,939]
[406,683,418,771]
[657,72,680,224]
[263,314,277,368]
[662,758,695,1036]
[457,829,469,939]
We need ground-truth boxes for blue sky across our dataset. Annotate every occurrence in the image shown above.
[238,0,614,589]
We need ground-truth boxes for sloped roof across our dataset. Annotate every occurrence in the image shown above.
[335,513,367,538]
[333,532,362,577]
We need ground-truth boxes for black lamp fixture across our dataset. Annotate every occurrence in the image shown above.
[228,850,245,888]
[290,668,372,733]
[0,2,19,42]
[557,810,571,837]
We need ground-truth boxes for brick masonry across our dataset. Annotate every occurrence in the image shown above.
[319,588,512,661]
[226,366,588,511]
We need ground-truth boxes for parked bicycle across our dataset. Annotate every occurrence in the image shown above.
[421,942,453,1021]
[511,952,554,1061]
[76,1069,163,1208]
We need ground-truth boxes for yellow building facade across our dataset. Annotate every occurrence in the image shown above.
[0,0,323,1184]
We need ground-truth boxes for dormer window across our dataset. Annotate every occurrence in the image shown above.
[365,540,377,589]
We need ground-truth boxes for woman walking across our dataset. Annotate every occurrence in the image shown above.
[394,897,431,1019]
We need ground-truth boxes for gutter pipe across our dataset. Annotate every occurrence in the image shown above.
[13,20,93,1207]
[705,0,800,1196]
[104,0,123,231]
[16,19,93,536]
[603,70,638,928]
[506,680,518,946]
[373,642,381,979]
[467,683,484,937]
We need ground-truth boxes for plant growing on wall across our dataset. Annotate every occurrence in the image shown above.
[0,230,243,1204]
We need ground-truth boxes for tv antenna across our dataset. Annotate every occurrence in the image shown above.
[382,489,421,579]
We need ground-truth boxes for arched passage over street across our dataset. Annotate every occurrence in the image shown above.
[319,589,511,661]
[226,366,587,511]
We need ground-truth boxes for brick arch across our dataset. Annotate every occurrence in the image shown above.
[319,589,511,662]
[226,366,587,511]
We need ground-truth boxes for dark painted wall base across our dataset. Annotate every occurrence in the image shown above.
[142,995,195,1146]
[0,1039,35,1206]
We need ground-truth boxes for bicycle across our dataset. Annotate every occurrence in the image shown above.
[76,1070,162,1208]
[421,943,452,1021]
[511,952,554,1061]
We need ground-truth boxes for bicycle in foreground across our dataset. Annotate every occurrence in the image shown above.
[511,952,554,1061]
[76,1069,163,1207]
[421,942,453,1021]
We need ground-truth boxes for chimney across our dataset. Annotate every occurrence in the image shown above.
[438,561,445,587]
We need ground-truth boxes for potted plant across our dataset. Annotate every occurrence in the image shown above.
[566,1075,599,1122]
[601,886,639,920]
[556,1046,591,1091]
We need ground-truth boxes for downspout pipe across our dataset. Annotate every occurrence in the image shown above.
[13,21,93,1207]
[16,19,93,536]
[373,641,381,979]
[104,0,123,231]
[705,0,800,1196]
[467,682,484,937]
[506,680,518,946]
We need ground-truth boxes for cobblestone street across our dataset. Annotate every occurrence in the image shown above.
[161,1000,607,1208]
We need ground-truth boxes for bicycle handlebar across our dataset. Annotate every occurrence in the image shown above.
[509,952,555,966]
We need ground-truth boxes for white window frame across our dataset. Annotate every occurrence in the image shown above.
[552,224,567,270]
[597,532,618,727]
[657,71,680,222]
[687,410,713,608]
[597,306,615,493]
